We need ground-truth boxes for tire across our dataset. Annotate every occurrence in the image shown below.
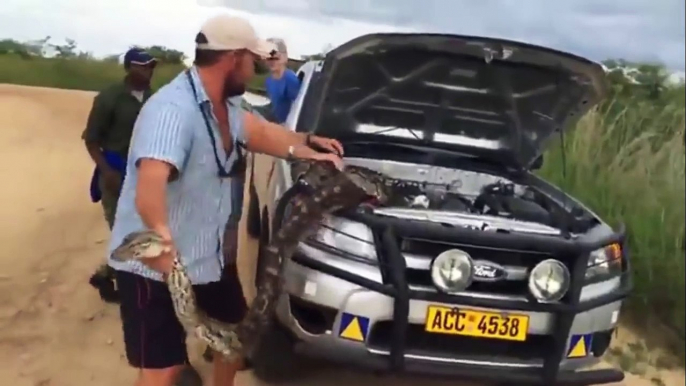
[246,182,261,239]
[250,322,301,383]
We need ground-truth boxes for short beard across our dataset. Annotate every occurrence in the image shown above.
[222,75,246,99]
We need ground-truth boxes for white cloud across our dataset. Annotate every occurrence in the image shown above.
[0,0,410,60]
[212,0,685,70]
[1,0,684,71]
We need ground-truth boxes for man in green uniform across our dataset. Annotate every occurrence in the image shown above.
[83,48,157,303]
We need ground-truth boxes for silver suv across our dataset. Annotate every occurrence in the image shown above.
[245,33,631,386]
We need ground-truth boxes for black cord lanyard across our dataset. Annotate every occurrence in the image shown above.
[185,70,245,178]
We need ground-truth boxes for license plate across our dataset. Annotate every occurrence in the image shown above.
[425,305,529,342]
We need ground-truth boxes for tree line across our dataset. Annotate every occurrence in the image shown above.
[0,36,310,73]
[0,36,186,65]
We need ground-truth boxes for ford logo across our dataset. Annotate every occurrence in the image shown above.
[472,260,507,282]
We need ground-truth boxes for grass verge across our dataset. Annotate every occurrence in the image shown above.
[539,100,685,356]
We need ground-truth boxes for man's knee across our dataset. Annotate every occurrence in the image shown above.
[137,365,185,386]
[211,355,242,386]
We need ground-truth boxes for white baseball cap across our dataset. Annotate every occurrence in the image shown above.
[266,37,288,55]
[195,14,277,59]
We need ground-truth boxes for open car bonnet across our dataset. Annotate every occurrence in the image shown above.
[310,33,608,169]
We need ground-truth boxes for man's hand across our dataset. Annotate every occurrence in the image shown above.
[293,146,344,170]
[142,249,175,276]
[308,136,344,156]
[141,227,175,276]
[102,167,122,193]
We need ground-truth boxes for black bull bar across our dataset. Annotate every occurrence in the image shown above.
[290,209,632,386]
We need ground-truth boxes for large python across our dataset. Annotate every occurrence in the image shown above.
[111,161,391,360]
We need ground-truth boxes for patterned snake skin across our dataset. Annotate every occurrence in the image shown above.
[111,161,391,361]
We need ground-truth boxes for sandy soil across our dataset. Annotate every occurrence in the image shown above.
[0,84,682,386]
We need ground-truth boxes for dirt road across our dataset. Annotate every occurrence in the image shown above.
[0,84,680,386]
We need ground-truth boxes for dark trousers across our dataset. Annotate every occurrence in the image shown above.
[116,264,247,368]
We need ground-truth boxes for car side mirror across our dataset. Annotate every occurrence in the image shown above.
[531,155,544,170]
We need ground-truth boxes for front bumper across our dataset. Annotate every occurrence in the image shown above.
[274,241,631,385]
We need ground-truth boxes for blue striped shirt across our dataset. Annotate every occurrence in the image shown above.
[107,67,247,284]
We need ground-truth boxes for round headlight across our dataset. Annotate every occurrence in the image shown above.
[528,259,570,302]
[431,249,474,293]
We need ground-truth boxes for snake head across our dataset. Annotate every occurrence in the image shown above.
[344,166,390,204]
[295,161,390,205]
[111,230,172,262]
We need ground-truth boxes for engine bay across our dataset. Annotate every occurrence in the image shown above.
[386,180,561,228]
[343,158,598,235]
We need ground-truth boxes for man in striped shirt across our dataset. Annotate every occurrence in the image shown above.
[107,14,343,386]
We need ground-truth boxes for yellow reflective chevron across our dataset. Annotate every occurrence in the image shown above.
[567,334,593,358]
[338,313,370,342]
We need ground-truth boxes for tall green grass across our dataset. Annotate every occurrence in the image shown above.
[1,54,684,349]
[539,99,686,344]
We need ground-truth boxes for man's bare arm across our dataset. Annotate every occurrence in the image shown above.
[126,100,190,274]
[242,111,345,169]
[135,159,174,240]
[242,111,307,158]
[85,143,111,171]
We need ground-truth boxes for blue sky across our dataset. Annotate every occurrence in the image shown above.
[1,0,684,71]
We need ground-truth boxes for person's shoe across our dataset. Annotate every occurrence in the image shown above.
[174,365,203,386]
[88,265,119,304]
[97,279,120,303]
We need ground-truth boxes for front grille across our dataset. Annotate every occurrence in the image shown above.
[401,238,555,266]
[406,268,530,294]
[368,321,550,361]
[400,238,565,298]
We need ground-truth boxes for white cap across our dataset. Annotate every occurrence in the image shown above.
[196,14,277,59]
[266,37,288,55]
